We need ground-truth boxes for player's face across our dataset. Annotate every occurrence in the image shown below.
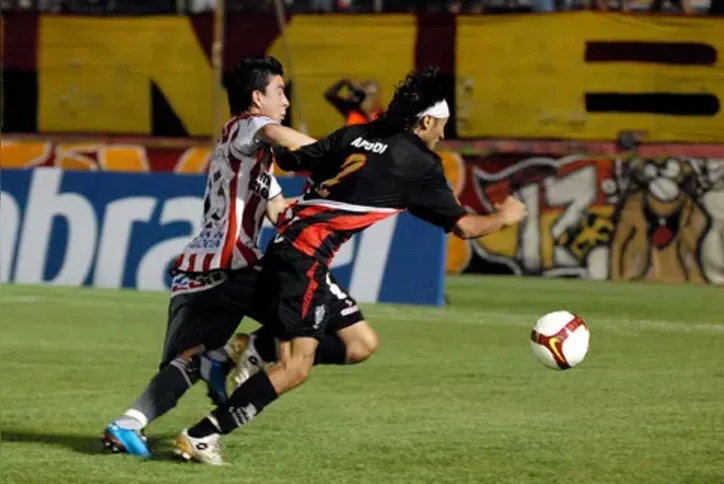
[417,116,448,150]
[258,74,290,122]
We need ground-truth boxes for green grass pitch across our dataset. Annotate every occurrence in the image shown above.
[1,276,723,484]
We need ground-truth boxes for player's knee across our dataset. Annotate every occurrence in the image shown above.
[346,326,378,364]
[159,345,203,371]
[167,355,200,383]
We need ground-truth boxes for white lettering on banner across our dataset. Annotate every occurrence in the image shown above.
[0,192,20,283]
[93,198,157,288]
[0,170,415,303]
[348,215,398,303]
[15,169,98,284]
[136,197,203,291]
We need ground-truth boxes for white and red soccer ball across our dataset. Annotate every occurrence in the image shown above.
[530,311,590,370]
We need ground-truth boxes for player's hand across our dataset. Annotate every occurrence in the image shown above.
[494,196,528,226]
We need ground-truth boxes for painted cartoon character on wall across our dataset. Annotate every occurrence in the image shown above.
[610,157,710,283]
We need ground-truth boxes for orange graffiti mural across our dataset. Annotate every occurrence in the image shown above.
[442,152,724,284]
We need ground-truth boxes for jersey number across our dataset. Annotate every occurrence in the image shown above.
[317,154,367,198]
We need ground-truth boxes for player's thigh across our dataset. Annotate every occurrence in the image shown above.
[160,271,255,368]
[337,320,378,362]
[258,242,334,342]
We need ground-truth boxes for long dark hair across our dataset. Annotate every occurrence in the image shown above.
[378,66,446,133]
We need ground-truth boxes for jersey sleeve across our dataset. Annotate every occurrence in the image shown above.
[407,162,467,233]
[268,174,282,200]
[230,115,278,157]
[277,126,346,172]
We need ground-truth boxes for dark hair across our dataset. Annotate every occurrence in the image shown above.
[224,56,284,115]
[378,66,445,132]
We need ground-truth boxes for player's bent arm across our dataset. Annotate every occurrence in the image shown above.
[452,213,507,239]
[265,194,301,226]
[257,124,316,150]
[265,194,287,226]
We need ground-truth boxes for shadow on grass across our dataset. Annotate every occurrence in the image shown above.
[1,429,181,461]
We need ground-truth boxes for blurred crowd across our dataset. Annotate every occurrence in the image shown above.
[1,0,719,14]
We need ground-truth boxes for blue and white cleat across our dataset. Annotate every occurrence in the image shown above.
[203,356,230,406]
[102,423,151,457]
[203,334,253,405]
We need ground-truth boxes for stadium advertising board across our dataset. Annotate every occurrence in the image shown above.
[3,139,723,284]
[0,168,447,305]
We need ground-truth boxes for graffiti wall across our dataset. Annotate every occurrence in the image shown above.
[3,138,723,284]
[2,12,724,141]
[442,152,724,284]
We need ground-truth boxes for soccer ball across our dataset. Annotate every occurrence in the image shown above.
[530,311,590,370]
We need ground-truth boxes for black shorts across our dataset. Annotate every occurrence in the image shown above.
[324,271,364,332]
[160,269,257,369]
[161,255,364,365]
[256,239,357,341]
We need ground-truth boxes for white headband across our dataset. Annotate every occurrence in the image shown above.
[417,100,450,119]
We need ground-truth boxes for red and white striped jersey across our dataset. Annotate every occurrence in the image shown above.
[172,114,282,275]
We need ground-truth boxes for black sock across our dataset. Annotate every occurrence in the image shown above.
[251,325,278,362]
[188,371,278,437]
[314,332,347,365]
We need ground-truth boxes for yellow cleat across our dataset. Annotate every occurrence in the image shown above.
[173,429,225,466]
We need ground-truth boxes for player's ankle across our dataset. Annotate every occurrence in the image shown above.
[188,415,222,439]
[116,409,148,430]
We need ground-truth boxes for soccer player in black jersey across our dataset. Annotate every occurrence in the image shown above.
[173,66,528,464]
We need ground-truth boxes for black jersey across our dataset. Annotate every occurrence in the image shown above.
[277,122,466,265]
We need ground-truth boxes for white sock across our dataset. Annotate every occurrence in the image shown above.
[116,409,148,431]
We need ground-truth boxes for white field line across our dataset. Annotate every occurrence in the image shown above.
[2,295,722,335]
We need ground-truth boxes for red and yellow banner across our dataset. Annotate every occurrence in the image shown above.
[457,14,724,142]
[3,12,723,142]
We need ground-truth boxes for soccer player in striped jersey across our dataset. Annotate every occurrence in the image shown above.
[101,56,319,458]
[174,66,528,464]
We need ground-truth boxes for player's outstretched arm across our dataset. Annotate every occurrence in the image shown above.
[452,196,527,239]
[258,124,316,150]
[409,162,528,240]
[276,127,346,172]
